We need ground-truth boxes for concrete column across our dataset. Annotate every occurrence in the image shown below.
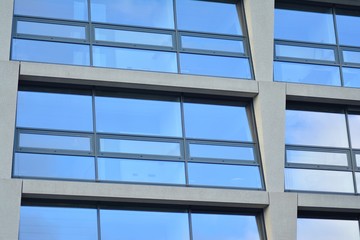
[0,179,22,240]
[243,0,274,82]
[0,61,20,179]
[254,82,286,192]
[264,192,298,240]
[0,0,14,61]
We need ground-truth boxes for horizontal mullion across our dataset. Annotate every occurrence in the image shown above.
[13,36,89,45]
[92,23,175,35]
[180,48,247,58]
[15,149,94,157]
[16,127,93,135]
[188,158,258,166]
[97,152,183,161]
[13,15,89,25]
[286,145,351,152]
[274,39,337,49]
[96,133,183,142]
[274,57,339,66]
[187,139,255,146]
[92,41,175,52]
[179,31,245,41]
[285,163,352,171]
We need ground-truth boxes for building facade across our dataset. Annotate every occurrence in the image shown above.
[1,0,360,239]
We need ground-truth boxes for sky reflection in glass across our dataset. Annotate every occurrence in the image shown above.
[342,50,360,64]
[348,114,360,148]
[286,149,348,166]
[189,143,254,161]
[337,14,360,47]
[181,36,244,53]
[343,67,360,88]
[275,44,335,62]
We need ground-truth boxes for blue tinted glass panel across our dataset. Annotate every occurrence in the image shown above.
[100,209,190,240]
[17,91,93,132]
[356,173,360,193]
[274,61,341,86]
[286,110,348,148]
[14,0,88,21]
[337,14,360,47]
[343,50,360,64]
[286,150,348,166]
[285,168,354,193]
[275,44,335,61]
[343,67,360,88]
[100,138,181,157]
[95,28,173,47]
[19,206,98,240]
[95,96,182,137]
[98,158,185,184]
[188,163,262,188]
[181,36,244,53]
[12,39,90,66]
[91,0,174,29]
[348,114,360,148]
[19,133,91,151]
[177,0,242,35]
[192,213,260,240]
[189,144,254,161]
[17,21,86,39]
[93,46,177,73]
[297,218,360,240]
[275,8,335,44]
[184,102,252,141]
[180,53,251,79]
[14,153,95,180]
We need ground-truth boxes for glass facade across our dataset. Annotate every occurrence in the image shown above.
[285,105,360,194]
[12,0,252,79]
[274,4,360,88]
[13,87,263,189]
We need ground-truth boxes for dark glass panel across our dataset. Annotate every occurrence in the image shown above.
[98,158,185,184]
[19,206,98,240]
[100,209,190,240]
[188,163,262,188]
[16,91,93,132]
[286,110,348,148]
[12,39,90,66]
[13,153,95,180]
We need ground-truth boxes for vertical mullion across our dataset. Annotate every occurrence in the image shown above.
[87,0,94,66]
[173,0,181,73]
[180,95,189,186]
[188,210,194,240]
[92,88,99,181]
[97,207,102,240]
[332,7,344,87]
[344,110,357,194]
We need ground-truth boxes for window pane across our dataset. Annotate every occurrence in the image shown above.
[19,133,91,152]
[356,172,360,193]
[188,163,262,188]
[95,96,182,137]
[184,102,252,141]
[275,44,335,61]
[99,138,181,157]
[95,28,173,47]
[12,39,90,66]
[343,67,360,88]
[357,155,360,167]
[286,150,348,166]
[91,0,174,29]
[286,110,348,148]
[192,213,260,240]
[180,53,251,79]
[274,61,341,86]
[297,218,360,240]
[100,209,190,240]
[13,153,95,180]
[348,114,360,148]
[189,143,254,161]
[19,206,98,240]
[275,8,335,44]
[93,46,177,73]
[285,168,354,193]
[17,21,86,39]
[98,158,185,184]
[343,50,360,64]
[17,91,93,132]
[337,13,360,47]
[177,0,242,35]
[14,0,88,21]
[181,36,244,53]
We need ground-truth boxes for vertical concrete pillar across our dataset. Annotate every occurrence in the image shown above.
[254,82,286,192]
[0,0,15,61]
[0,61,19,179]
[243,0,274,82]
[0,179,22,240]
[264,192,298,240]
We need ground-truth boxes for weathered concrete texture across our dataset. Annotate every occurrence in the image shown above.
[254,82,286,192]
[0,179,22,240]
[264,192,297,240]
[298,193,360,212]
[0,0,14,61]
[243,0,274,82]
[22,180,269,208]
[0,61,19,179]
[19,62,259,97]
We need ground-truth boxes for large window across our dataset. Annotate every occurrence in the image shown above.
[285,104,360,194]
[13,86,263,189]
[12,0,252,79]
[275,3,360,88]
